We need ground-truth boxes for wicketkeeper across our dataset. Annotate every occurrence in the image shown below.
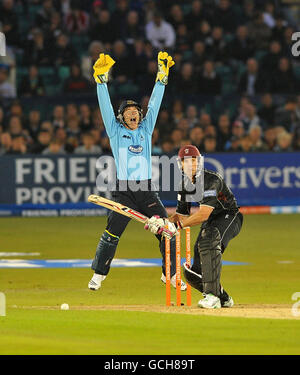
[145,145,243,309]
[88,52,186,291]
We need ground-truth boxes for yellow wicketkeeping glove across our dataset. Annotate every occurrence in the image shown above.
[93,53,116,84]
[156,51,175,85]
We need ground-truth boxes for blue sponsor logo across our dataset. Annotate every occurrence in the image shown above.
[203,190,217,197]
[128,145,143,154]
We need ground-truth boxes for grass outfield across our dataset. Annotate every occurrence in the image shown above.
[0,214,300,354]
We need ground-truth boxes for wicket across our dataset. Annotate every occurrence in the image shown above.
[165,227,192,306]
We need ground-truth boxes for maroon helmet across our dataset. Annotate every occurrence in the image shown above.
[178,145,201,159]
[177,144,204,180]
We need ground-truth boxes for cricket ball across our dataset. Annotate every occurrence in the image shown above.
[60,303,69,310]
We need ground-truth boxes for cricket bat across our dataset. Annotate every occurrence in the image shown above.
[87,194,149,224]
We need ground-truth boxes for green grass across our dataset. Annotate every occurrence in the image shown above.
[0,215,300,354]
[1,310,299,355]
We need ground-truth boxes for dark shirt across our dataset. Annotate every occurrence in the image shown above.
[28,142,48,154]
[27,125,40,142]
[35,8,54,29]
[261,52,285,75]
[89,21,117,44]
[19,76,45,96]
[141,72,157,96]
[271,26,286,45]
[123,24,145,45]
[23,40,53,66]
[185,11,210,33]
[63,75,92,93]
[213,6,237,33]
[226,37,254,62]
[111,54,135,80]
[174,75,198,95]
[271,70,297,94]
[258,105,276,128]
[111,9,129,39]
[54,45,77,66]
[198,73,222,95]
[205,39,226,63]
[191,52,207,74]
[274,106,295,132]
[0,5,19,46]
[176,169,239,221]
[216,131,231,151]
[238,71,269,95]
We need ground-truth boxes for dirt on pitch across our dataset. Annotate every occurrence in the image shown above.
[23,304,300,320]
[73,304,299,320]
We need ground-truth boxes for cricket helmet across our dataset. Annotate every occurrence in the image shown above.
[117,100,143,124]
[177,144,204,179]
[178,145,201,159]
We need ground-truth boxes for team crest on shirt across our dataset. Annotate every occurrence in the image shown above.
[128,145,143,154]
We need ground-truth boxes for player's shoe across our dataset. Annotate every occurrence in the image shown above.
[161,273,187,291]
[88,274,106,290]
[198,293,221,309]
[221,296,234,308]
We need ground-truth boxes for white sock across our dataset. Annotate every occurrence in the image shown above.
[92,274,106,283]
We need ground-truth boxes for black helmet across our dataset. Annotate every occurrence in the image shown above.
[117,100,143,124]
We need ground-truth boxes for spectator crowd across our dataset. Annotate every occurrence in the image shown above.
[0,0,300,155]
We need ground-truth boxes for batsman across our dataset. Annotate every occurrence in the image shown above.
[145,145,243,309]
[88,52,185,291]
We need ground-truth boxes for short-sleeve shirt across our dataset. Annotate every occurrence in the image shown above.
[176,169,239,220]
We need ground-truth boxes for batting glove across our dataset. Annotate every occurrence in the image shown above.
[144,215,178,239]
[93,53,116,84]
[156,51,175,85]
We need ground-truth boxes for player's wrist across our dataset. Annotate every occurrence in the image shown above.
[175,220,184,230]
[94,72,108,84]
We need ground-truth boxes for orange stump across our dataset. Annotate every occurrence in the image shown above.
[165,228,192,307]
[165,237,171,306]
[175,231,181,306]
[185,227,192,306]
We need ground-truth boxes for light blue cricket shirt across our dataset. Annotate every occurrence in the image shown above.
[96,81,165,180]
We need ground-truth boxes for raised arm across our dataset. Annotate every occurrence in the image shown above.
[143,82,165,134]
[93,54,117,138]
[96,83,117,138]
[143,51,175,134]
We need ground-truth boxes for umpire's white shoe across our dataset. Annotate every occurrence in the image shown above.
[221,296,234,308]
[88,274,106,290]
[161,273,187,291]
[198,293,221,309]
